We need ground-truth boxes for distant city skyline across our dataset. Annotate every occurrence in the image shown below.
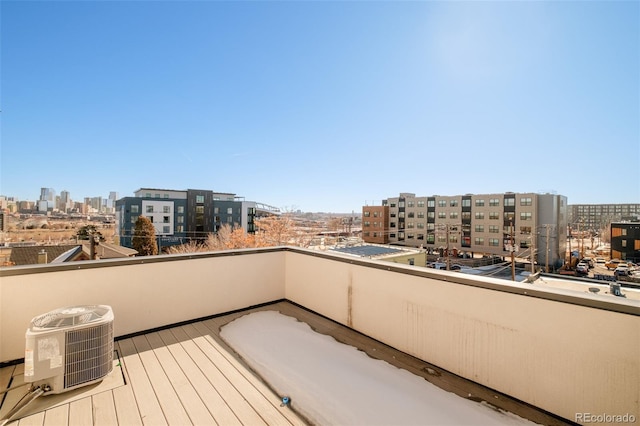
[1,1,638,212]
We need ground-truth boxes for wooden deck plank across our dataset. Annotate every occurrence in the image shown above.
[130,335,192,426]
[42,404,68,426]
[15,411,44,426]
[112,382,143,426]
[117,339,168,426]
[144,332,216,426]
[92,391,118,426]
[190,321,301,426]
[0,365,15,392]
[68,396,92,426]
[159,328,240,426]
[175,325,267,426]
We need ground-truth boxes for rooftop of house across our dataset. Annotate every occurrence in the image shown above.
[1,301,567,425]
[1,247,637,425]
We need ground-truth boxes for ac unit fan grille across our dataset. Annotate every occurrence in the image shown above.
[64,322,114,389]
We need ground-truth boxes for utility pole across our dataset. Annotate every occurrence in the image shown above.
[545,224,550,273]
[530,230,535,274]
[446,223,450,271]
[510,221,515,281]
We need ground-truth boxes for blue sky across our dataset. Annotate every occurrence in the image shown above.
[1,1,638,213]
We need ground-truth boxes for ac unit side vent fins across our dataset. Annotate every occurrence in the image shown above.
[64,322,114,389]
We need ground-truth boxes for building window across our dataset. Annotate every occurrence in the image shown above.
[390,203,396,208]
[450,200,458,207]
[520,226,531,234]
[475,237,484,245]
[417,201,425,208]
[131,205,139,213]
[146,205,154,213]
[489,199,499,207]
[176,225,183,233]
[155,193,160,198]
[131,216,138,224]
[398,201,405,208]
[163,206,170,213]
[364,211,370,217]
[427,200,435,208]
[438,212,446,219]
[407,233,414,239]
[475,225,484,232]
[489,238,500,246]
[390,222,396,228]
[438,235,446,243]
[438,200,446,207]
[489,225,499,233]
[475,199,485,207]
[520,241,530,248]
[177,206,184,213]
[163,226,170,233]
[505,212,515,222]
[428,212,435,219]
[427,234,435,243]
[504,198,515,207]
[373,211,379,217]
[520,212,532,220]
[475,212,485,220]
[164,194,169,199]
[622,240,627,247]
[227,208,233,214]
[390,233,396,238]
[407,222,414,229]
[145,193,151,198]
[177,215,184,223]
[462,212,471,220]
[417,212,425,219]
[520,197,532,206]
[196,195,205,203]
[364,232,370,237]
[417,223,425,229]
[490,212,500,220]
[407,201,414,208]
[417,234,424,240]
[364,221,370,227]
[399,212,405,218]
[163,216,170,223]
[408,212,414,218]
[227,217,233,223]
[462,199,471,207]
[450,212,458,219]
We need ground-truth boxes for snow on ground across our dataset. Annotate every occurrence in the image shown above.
[220,311,537,426]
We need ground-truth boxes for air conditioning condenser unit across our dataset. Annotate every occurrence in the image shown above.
[23,305,114,395]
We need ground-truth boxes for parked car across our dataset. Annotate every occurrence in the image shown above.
[614,266,631,277]
[605,259,622,270]
[581,257,594,268]
[595,257,606,264]
[576,263,589,275]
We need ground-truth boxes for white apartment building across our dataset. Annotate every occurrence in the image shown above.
[363,192,568,269]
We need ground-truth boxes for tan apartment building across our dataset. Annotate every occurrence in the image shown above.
[364,192,568,269]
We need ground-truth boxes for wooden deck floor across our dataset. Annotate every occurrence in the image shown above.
[1,301,570,425]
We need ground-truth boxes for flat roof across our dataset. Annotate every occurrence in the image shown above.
[331,245,404,257]
[0,301,568,425]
